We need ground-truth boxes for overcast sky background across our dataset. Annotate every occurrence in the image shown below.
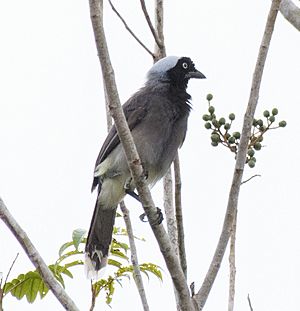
[1,0,300,310]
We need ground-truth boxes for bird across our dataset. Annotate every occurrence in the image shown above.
[85,56,206,279]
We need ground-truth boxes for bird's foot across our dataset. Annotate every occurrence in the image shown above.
[139,207,163,225]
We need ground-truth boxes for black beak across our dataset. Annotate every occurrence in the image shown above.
[186,69,206,79]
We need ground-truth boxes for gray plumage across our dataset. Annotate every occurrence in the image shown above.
[85,56,205,279]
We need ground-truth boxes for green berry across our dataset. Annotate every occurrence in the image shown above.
[205,122,211,129]
[211,141,218,147]
[263,110,270,118]
[257,119,263,127]
[225,133,230,139]
[229,113,235,121]
[224,123,231,130]
[251,156,257,162]
[211,113,216,119]
[212,119,219,128]
[260,125,266,132]
[247,149,255,157]
[253,119,258,126]
[208,106,215,114]
[202,114,211,121]
[219,117,226,125]
[269,115,275,123]
[279,120,287,127]
[232,132,241,139]
[211,133,220,143]
[257,135,264,142]
[206,94,213,101]
[248,160,256,168]
[272,108,278,115]
[228,136,235,144]
[254,142,262,150]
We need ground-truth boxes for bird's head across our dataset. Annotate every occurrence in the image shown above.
[147,56,206,89]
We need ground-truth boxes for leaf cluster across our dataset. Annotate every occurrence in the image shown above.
[2,228,162,306]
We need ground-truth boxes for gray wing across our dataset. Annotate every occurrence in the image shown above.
[91,91,148,191]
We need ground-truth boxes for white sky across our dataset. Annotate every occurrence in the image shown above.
[1,0,300,310]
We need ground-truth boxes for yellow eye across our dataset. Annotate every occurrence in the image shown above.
[182,62,188,69]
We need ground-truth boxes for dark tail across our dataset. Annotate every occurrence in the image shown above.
[85,199,117,279]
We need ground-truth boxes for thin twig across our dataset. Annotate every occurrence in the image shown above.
[0,197,79,311]
[174,154,187,279]
[0,253,17,311]
[241,174,261,185]
[228,210,237,311]
[193,1,282,309]
[247,294,254,311]
[3,253,19,287]
[140,0,163,50]
[108,0,155,59]
[0,252,19,310]
[88,1,194,310]
[90,280,96,311]
[153,0,166,59]
[120,202,150,311]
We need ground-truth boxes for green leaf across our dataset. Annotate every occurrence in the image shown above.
[110,248,129,261]
[26,276,40,303]
[64,260,84,269]
[55,250,83,269]
[58,241,74,257]
[72,228,87,250]
[49,264,73,286]
[108,259,122,268]
[111,239,129,253]
[139,263,163,281]
[38,281,49,299]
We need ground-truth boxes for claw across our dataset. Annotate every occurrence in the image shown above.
[139,212,147,222]
[139,207,164,225]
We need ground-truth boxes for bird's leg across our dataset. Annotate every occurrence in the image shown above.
[125,189,141,202]
[124,179,163,225]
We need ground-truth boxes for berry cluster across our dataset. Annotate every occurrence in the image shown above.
[203,94,287,168]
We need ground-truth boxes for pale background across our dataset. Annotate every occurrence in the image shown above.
[1,0,300,310]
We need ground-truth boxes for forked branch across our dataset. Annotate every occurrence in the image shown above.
[108,0,155,59]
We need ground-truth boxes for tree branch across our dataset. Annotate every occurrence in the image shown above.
[193,0,282,309]
[153,0,166,60]
[88,1,195,310]
[108,0,155,59]
[140,0,163,52]
[120,202,150,311]
[0,197,79,311]
[228,209,237,311]
[163,170,178,254]
[163,169,181,311]
[174,154,187,279]
[279,0,300,31]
